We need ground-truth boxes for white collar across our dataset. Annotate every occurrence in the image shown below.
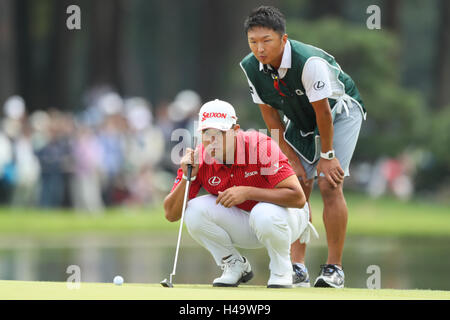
[259,40,292,71]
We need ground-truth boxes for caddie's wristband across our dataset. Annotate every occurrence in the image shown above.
[182,174,196,181]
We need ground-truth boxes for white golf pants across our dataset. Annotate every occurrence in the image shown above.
[184,194,311,276]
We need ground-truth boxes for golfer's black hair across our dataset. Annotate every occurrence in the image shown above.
[244,6,286,36]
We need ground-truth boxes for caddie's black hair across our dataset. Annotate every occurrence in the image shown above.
[244,6,286,36]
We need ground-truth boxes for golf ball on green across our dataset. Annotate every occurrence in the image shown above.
[113,276,124,285]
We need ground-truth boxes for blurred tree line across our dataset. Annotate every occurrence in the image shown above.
[0,0,449,195]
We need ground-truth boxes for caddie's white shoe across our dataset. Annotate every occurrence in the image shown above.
[314,264,345,288]
[267,272,293,288]
[213,255,253,287]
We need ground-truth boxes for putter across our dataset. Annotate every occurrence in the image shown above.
[161,137,197,288]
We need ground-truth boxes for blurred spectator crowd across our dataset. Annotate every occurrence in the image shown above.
[0,87,201,213]
[0,86,423,213]
[348,152,424,201]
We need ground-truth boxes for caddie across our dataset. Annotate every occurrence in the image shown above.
[240,6,366,288]
[163,99,318,288]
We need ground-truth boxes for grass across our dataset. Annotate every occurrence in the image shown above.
[0,280,448,300]
[0,192,448,238]
[336,193,450,237]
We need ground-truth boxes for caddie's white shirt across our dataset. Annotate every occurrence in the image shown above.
[243,40,333,105]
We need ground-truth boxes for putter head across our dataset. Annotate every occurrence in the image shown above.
[160,278,173,288]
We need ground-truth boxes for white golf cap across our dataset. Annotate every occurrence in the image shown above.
[197,99,237,132]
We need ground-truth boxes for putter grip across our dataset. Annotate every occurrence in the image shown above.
[187,164,193,181]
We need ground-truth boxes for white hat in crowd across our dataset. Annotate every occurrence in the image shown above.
[3,95,25,120]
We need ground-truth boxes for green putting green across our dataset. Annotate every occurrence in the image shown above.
[1,280,449,300]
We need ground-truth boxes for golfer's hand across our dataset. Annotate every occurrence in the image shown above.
[316,158,344,188]
[180,148,199,178]
[216,186,249,208]
[289,159,310,186]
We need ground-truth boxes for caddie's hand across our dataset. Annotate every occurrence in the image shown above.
[289,158,310,186]
[180,147,199,178]
[316,157,344,188]
[216,186,249,208]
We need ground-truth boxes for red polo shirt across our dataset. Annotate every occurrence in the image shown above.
[170,130,295,211]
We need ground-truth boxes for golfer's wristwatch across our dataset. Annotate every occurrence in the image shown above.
[320,150,336,160]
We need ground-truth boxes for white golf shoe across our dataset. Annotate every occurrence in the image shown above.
[267,272,293,288]
[213,255,253,287]
[314,264,345,288]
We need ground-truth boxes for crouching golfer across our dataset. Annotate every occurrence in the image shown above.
[163,99,317,288]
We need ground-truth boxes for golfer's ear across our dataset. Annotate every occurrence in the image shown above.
[233,124,240,131]
[282,34,288,43]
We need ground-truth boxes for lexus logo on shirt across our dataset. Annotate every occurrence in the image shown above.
[313,80,325,91]
[208,176,221,186]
